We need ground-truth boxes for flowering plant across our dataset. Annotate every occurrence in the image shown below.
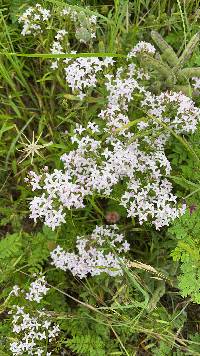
[1,1,200,355]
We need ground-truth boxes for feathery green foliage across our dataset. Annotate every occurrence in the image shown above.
[138,30,200,96]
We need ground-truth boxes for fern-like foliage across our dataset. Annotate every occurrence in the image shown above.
[0,226,57,292]
[169,208,200,303]
[60,308,118,356]
[65,335,106,356]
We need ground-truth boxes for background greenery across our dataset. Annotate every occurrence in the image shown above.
[1,0,200,355]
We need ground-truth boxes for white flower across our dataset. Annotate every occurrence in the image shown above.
[55,29,67,40]
[43,320,51,329]
[192,77,200,90]
[74,123,86,135]
[51,60,58,70]
[11,285,20,296]
[87,122,100,133]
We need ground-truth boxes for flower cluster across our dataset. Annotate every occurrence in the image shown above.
[121,179,185,230]
[141,90,200,135]
[18,3,97,42]
[28,46,199,230]
[11,276,49,303]
[9,306,59,356]
[61,6,97,43]
[50,40,113,97]
[26,171,41,191]
[127,41,156,59]
[50,29,69,70]
[18,8,200,231]
[18,4,51,36]
[25,276,49,303]
[29,134,179,230]
[50,29,68,55]
[50,225,130,278]
[19,4,108,99]
[9,277,59,356]
[63,57,115,99]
